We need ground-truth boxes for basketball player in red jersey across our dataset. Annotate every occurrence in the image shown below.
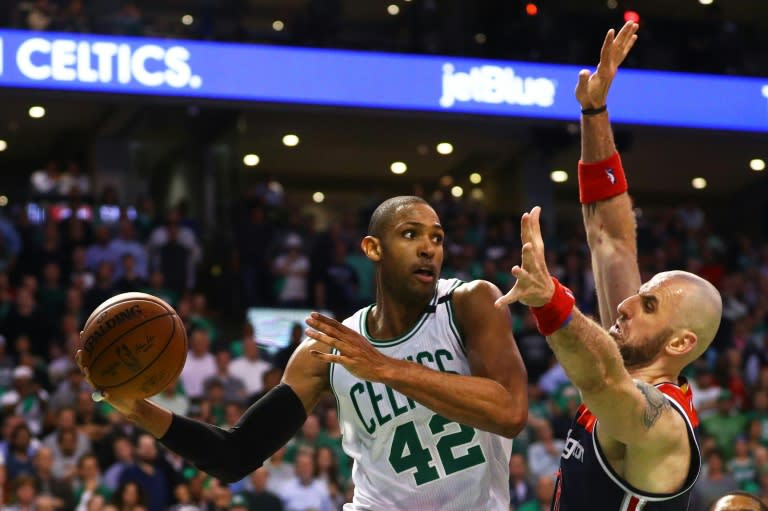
[496,21,722,510]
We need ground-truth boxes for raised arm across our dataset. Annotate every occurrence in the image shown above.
[576,21,641,328]
[496,207,684,449]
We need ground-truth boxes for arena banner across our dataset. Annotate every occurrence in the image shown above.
[0,29,766,132]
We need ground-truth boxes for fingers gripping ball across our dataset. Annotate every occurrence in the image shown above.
[79,292,187,400]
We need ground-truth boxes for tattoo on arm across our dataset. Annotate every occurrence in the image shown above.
[634,380,669,430]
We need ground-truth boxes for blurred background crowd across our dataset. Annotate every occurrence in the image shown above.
[0,165,767,511]
[1,1,767,511]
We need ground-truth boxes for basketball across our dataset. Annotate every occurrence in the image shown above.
[79,292,188,400]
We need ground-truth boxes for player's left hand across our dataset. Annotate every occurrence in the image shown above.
[495,206,555,308]
[305,312,391,382]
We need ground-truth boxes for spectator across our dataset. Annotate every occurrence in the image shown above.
[140,271,177,308]
[317,408,349,483]
[262,447,294,495]
[111,480,147,511]
[5,474,39,511]
[118,435,170,511]
[0,336,15,392]
[702,389,749,460]
[30,160,60,199]
[69,248,95,291]
[31,445,75,510]
[83,262,116,315]
[236,205,276,307]
[110,219,148,281]
[1,366,48,436]
[73,454,112,511]
[272,234,310,308]
[240,467,283,511]
[114,254,148,294]
[692,450,739,511]
[49,428,80,481]
[57,160,91,197]
[102,437,133,493]
[727,437,756,489]
[49,368,90,413]
[203,349,247,404]
[273,323,304,371]
[691,365,724,420]
[508,453,534,510]
[276,450,332,511]
[228,338,272,399]
[526,421,564,481]
[85,226,118,274]
[285,415,321,463]
[314,242,359,319]
[149,382,189,417]
[5,422,37,481]
[43,408,91,463]
[517,474,555,511]
[315,446,344,508]
[2,289,48,359]
[179,329,216,401]
[148,211,200,294]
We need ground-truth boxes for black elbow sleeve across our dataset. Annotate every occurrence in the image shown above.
[159,383,307,482]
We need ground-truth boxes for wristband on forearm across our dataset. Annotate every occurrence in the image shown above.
[530,277,576,336]
[577,151,628,204]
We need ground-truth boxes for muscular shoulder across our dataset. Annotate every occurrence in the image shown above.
[281,339,332,411]
[630,380,689,450]
[451,279,503,313]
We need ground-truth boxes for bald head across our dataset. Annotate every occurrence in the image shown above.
[711,491,767,511]
[655,270,722,360]
[368,196,430,238]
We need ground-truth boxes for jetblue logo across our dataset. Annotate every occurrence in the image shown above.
[9,36,201,89]
[440,63,556,108]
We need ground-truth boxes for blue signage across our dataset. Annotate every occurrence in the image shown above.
[0,29,766,132]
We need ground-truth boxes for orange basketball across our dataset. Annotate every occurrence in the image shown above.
[79,292,188,400]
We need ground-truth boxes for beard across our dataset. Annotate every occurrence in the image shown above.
[618,327,673,369]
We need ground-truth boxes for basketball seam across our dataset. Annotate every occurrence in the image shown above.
[88,311,175,385]
[101,313,184,391]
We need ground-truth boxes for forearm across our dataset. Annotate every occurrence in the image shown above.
[381,360,525,438]
[580,111,615,163]
[157,384,306,482]
[546,310,626,393]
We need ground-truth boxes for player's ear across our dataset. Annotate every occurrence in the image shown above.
[666,330,697,357]
[361,236,382,262]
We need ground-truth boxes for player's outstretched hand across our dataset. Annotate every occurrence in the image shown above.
[575,20,639,110]
[305,312,391,382]
[495,206,555,309]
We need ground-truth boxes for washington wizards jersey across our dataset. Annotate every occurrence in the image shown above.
[552,381,701,511]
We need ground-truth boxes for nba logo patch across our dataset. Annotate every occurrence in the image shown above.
[605,168,616,184]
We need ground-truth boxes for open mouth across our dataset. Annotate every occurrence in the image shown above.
[413,267,436,282]
[609,323,621,340]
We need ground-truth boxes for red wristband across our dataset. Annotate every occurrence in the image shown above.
[578,152,627,204]
[530,277,575,336]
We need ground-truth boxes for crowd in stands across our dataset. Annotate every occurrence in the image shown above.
[0,154,765,510]
[4,0,768,77]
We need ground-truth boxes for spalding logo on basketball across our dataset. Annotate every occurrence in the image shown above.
[79,292,188,399]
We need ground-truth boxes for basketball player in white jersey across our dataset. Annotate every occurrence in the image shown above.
[77,196,528,510]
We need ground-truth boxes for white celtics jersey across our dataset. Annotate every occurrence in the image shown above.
[330,279,512,511]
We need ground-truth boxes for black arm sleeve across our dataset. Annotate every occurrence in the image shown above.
[158,383,307,482]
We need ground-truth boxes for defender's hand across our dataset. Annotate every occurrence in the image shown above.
[495,207,555,308]
[575,21,639,109]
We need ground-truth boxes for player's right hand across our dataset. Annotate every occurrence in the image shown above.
[496,206,555,308]
[575,20,639,109]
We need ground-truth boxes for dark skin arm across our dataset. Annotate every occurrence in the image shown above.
[306,283,528,438]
